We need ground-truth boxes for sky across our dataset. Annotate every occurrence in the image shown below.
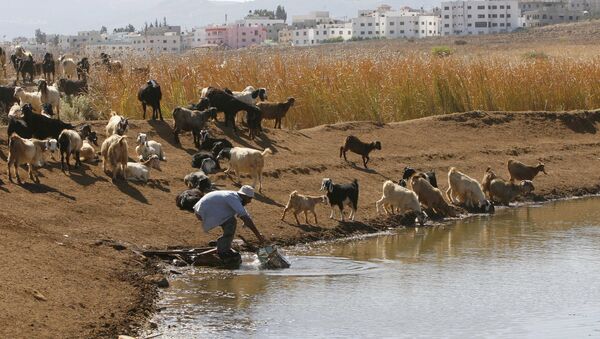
[0,0,437,40]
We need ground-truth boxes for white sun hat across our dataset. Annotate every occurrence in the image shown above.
[238,185,255,198]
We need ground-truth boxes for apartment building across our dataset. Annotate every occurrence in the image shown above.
[292,23,353,46]
[519,0,586,27]
[226,24,267,49]
[352,5,441,39]
[440,0,521,35]
[236,17,286,41]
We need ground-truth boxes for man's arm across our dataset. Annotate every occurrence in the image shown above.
[240,215,266,244]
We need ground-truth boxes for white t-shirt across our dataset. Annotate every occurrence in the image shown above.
[193,191,249,232]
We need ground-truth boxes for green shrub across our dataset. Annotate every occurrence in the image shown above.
[60,96,102,121]
[432,46,453,57]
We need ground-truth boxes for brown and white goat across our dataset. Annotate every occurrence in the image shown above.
[281,191,328,225]
[7,133,48,183]
[340,135,381,169]
[256,97,295,129]
[101,134,128,180]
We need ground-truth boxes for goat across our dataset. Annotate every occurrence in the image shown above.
[257,97,295,129]
[41,103,54,118]
[58,124,92,170]
[106,112,129,136]
[57,78,88,97]
[80,132,99,162]
[340,135,381,169]
[320,178,359,222]
[281,191,328,225]
[7,116,32,139]
[217,147,273,192]
[375,180,427,225]
[400,167,438,188]
[172,107,217,148]
[14,54,34,83]
[137,80,163,120]
[489,179,535,206]
[204,87,262,134]
[183,171,212,192]
[507,159,547,182]
[230,86,268,105]
[38,80,61,119]
[101,134,128,180]
[7,133,48,184]
[21,104,74,139]
[446,167,494,213]
[59,55,77,79]
[410,175,458,218]
[135,132,165,161]
[76,57,90,80]
[8,103,22,118]
[176,188,205,211]
[481,167,498,199]
[191,152,221,173]
[42,52,55,83]
[14,87,42,112]
[0,46,6,77]
[0,86,18,114]
[125,155,161,183]
[198,130,233,152]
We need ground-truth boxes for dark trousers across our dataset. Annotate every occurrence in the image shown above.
[217,217,237,254]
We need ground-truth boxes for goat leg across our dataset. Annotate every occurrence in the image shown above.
[281,206,289,221]
[313,210,318,224]
[142,103,147,120]
[363,156,369,169]
[158,107,164,121]
[304,211,310,224]
[294,213,300,225]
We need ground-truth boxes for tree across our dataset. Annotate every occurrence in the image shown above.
[163,17,167,26]
[155,18,159,28]
[246,9,275,19]
[276,5,287,22]
[35,28,47,44]
[100,26,107,34]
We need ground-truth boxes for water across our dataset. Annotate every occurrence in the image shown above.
[153,197,600,338]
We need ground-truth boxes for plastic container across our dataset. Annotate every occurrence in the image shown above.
[257,245,291,269]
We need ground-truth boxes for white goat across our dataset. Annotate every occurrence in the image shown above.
[106,111,129,136]
[376,180,427,225]
[7,133,48,183]
[59,55,77,79]
[8,103,22,118]
[80,139,97,162]
[217,147,273,192]
[101,134,128,180]
[230,86,268,105]
[125,155,161,183]
[38,80,61,118]
[281,191,328,225]
[14,87,42,112]
[135,133,165,161]
[446,167,493,213]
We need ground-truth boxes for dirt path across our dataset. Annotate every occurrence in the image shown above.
[1,110,600,338]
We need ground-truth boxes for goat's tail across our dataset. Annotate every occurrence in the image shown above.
[339,146,344,158]
[261,148,273,157]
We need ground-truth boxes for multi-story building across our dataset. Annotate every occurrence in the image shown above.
[519,0,586,27]
[85,41,134,57]
[236,17,286,41]
[352,5,441,39]
[440,0,521,35]
[278,28,294,44]
[205,26,227,45]
[225,24,267,49]
[292,11,339,28]
[292,23,353,46]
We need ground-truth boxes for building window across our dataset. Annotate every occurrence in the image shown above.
[163,40,167,43]
[444,6,449,10]
[368,31,372,34]
[400,30,405,33]
[390,30,395,34]
[360,23,365,26]
[478,14,485,18]
[475,22,487,27]
[444,15,449,18]
[368,23,372,26]
[444,24,450,27]
[467,5,471,9]
[507,5,511,9]
[468,14,472,18]
[477,5,485,9]
[507,14,511,18]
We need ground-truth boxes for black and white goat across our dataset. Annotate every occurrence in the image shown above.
[320,178,359,222]
[42,52,55,83]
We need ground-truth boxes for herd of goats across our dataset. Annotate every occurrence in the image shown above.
[0,46,549,226]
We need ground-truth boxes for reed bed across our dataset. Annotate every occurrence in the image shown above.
[87,43,600,129]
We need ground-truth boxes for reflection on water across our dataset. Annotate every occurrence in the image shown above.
[154,197,600,338]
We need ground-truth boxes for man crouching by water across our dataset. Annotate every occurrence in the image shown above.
[193,185,266,263]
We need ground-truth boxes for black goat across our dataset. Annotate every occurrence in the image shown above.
[399,167,438,188]
[210,141,231,158]
[7,116,33,139]
[204,87,262,134]
[198,130,233,152]
[42,53,55,83]
[246,108,262,140]
[0,85,17,114]
[138,80,163,120]
[320,178,359,222]
[15,55,34,83]
[340,135,381,169]
[21,104,74,139]
[176,188,205,212]
[57,78,88,96]
[187,97,211,111]
[77,57,90,80]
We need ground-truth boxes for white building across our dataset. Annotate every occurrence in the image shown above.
[292,11,339,28]
[440,0,521,35]
[85,41,134,57]
[352,5,441,39]
[292,23,353,46]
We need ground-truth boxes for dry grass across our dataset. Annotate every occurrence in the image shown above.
[80,39,600,128]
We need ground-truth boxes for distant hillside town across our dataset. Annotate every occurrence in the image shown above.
[2,0,599,57]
